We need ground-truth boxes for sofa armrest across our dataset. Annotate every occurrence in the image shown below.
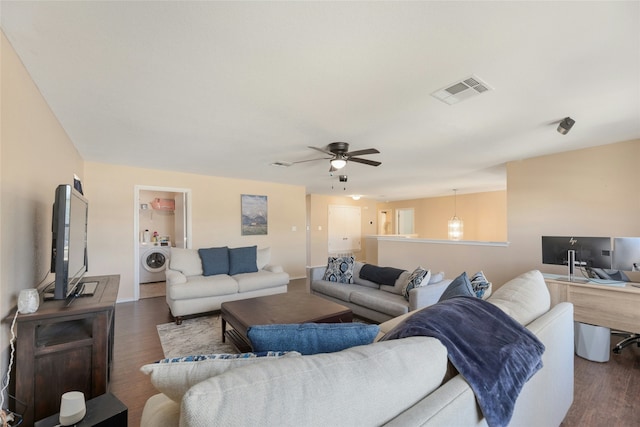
[408,280,452,311]
[165,269,187,285]
[141,393,179,427]
[309,266,327,282]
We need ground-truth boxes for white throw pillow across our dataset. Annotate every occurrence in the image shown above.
[256,247,271,270]
[140,352,300,402]
[169,248,203,277]
[488,270,550,325]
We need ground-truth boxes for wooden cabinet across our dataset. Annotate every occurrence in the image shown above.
[10,275,119,426]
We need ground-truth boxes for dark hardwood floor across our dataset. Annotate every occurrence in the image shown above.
[110,291,640,426]
[561,338,640,426]
[110,296,171,426]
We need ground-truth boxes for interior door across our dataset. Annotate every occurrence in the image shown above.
[328,205,361,254]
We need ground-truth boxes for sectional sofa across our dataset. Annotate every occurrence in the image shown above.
[140,269,574,426]
[310,259,492,323]
[165,246,289,324]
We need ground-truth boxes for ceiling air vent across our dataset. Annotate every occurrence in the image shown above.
[431,75,492,105]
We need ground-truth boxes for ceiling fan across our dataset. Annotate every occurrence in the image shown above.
[288,142,381,172]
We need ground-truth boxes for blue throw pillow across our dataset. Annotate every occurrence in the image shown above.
[229,246,258,275]
[198,247,229,276]
[438,271,475,302]
[247,323,380,355]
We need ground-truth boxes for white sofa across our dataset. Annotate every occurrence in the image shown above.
[165,247,289,324]
[141,269,574,426]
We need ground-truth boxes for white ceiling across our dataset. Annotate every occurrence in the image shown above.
[2,1,639,201]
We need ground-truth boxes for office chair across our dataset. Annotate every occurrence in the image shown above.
[613,333,640,354]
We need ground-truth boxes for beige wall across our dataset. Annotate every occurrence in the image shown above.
[376,190,507,241]
[85,162,307,301]
[1,33,85,356]
[378,140,640,287]
[307,194,378,266]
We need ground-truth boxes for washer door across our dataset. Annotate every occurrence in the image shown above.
[143,251,167,273]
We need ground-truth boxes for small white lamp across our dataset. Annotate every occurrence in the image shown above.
[59,391,86,426]
[17,289,39,314]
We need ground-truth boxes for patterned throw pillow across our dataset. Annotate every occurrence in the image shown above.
[470,271,492,299]
[402,267,431,301]
[322,256,355,283]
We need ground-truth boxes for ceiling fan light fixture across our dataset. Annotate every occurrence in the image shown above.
[330,158,347,169]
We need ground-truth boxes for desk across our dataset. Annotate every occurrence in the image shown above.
[544,276,640,333]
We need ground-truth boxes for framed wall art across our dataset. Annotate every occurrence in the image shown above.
[241,194,267,235]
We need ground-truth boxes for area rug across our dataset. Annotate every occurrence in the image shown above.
[156,315,238,358]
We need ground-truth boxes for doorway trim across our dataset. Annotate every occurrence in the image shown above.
[134,185,192,301]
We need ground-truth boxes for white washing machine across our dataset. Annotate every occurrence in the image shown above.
[140,244,171,283]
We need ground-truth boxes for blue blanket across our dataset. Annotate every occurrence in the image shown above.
[381,296,545,427]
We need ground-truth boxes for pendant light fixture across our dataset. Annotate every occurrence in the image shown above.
[448,189,463,240]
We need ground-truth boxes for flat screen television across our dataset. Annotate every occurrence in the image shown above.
[541,236,612,281]
[50,184,89,300]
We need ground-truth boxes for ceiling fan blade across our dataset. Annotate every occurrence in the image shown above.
[349,157,382,167]
[308,146,334,156]
[345,148,380,157]
[291,157,331,164]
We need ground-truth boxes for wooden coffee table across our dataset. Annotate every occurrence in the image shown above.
[221,293,352,352]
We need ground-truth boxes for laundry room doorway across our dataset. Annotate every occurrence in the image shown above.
[134,185,192,300]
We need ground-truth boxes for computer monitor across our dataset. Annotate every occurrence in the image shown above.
[541,236,612,282]
[612,237,640,272]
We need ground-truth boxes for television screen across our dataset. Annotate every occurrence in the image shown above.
[541,236,612,270]
[51,184,88,299]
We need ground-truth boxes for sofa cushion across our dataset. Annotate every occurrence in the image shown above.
[234,270,289,292]
[228,246,258,275]
[256,247,270,270]
[488,269,550,325]
[168,275,238,300]
[350,289,410,317]
[169,248,203,277]
[380,270,410,294]
[198,246,229,276]
[438,272,475,302]
[140,351,300,402]
[402,267,431,300]
[428,271,445,284]
[247,323,380,355]
[310,281,361,303]
[180,337,448,426]
[321,256,355,283]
